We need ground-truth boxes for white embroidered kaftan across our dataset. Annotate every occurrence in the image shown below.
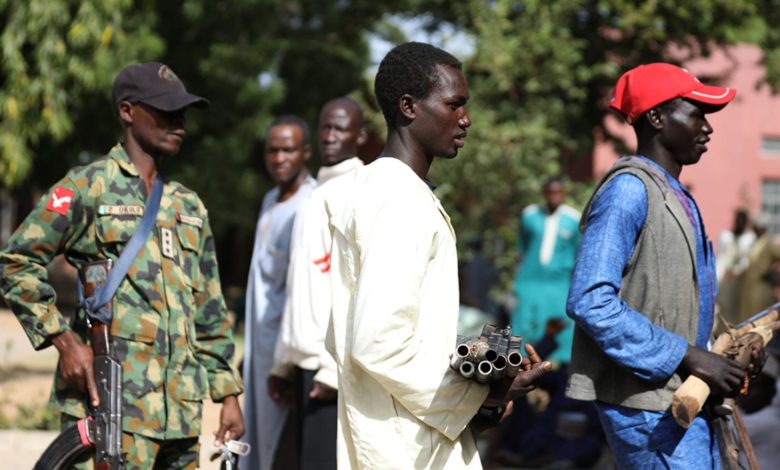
[324,158,488,469]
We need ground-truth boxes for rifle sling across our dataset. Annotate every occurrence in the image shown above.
[79,176,164,325]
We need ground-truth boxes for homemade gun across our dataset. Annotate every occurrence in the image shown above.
[672,302,780,428]
[671,302,780,470]
[450,323,523,384]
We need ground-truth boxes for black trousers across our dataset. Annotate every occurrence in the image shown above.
[297,368,338,470]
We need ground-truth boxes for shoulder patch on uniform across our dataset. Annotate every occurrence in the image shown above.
[97,205,144,216]
[46,186,74,216]
[176,213,203,228]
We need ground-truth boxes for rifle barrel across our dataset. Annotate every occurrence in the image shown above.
[736,302,780,330]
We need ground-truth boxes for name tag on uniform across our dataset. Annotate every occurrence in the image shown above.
[97,205,144,216]
[176,213,203,228]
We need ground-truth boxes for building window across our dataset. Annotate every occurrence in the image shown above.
[761,179,780,234]
[762,137,780,156]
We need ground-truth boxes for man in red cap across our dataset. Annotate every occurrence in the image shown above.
[565,63,764,467]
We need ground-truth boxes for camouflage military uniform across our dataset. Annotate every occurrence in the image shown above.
[0,143,242,440]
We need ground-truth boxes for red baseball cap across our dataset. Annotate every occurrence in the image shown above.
[610,63,736,123]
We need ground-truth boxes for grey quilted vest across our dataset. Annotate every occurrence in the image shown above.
[566,156,701,411]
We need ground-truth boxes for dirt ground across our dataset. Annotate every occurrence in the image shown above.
[0,309,239,469]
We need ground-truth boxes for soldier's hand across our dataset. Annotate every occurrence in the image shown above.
[214,394,244,445]
[52,330,99,407]
[680,346,744,395]
[267,375,294,404]
[309,381,337,402]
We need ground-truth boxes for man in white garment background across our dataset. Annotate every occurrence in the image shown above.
[241,115,317,470]
[716,208,756,322]
[323,42,551,469]
[269,97,367,470]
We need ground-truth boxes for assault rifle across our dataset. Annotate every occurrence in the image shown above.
[671,302,780,469]
[35,260,124,469]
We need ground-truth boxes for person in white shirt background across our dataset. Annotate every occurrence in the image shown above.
[716,208,755,323]
[269,96,367,470]
[240,115,316,470]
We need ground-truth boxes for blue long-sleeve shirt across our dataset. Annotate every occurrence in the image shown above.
[567,156,715,384]
[567,157,719,467]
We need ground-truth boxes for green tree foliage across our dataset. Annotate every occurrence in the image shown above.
[423,0,780,289]
[2,0,408,287]
[145,1,407,287]
[154,0,400,237]
[753,0,780,89]
[432,0,597,280]
[5,0,780,294]
[0,0,162,187]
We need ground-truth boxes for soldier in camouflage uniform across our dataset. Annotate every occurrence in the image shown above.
[0,62,244,469]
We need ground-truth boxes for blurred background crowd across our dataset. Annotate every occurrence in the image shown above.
[3,1,780,468]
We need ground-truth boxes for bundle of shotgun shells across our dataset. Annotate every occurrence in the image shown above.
[450,323,523,384]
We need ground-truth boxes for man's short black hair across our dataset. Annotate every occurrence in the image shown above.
[374,42,462,128]
[543,176,565,190]
[267,114,310,145]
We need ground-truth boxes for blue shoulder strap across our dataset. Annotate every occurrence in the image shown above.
[81,176,164,325]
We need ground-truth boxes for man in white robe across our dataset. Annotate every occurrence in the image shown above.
[323,42,551,470]
[241,115,316,470]
[270,97,367,469]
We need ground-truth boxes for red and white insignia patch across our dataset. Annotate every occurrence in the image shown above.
[46,186,74,216]
[313,252,331,273]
